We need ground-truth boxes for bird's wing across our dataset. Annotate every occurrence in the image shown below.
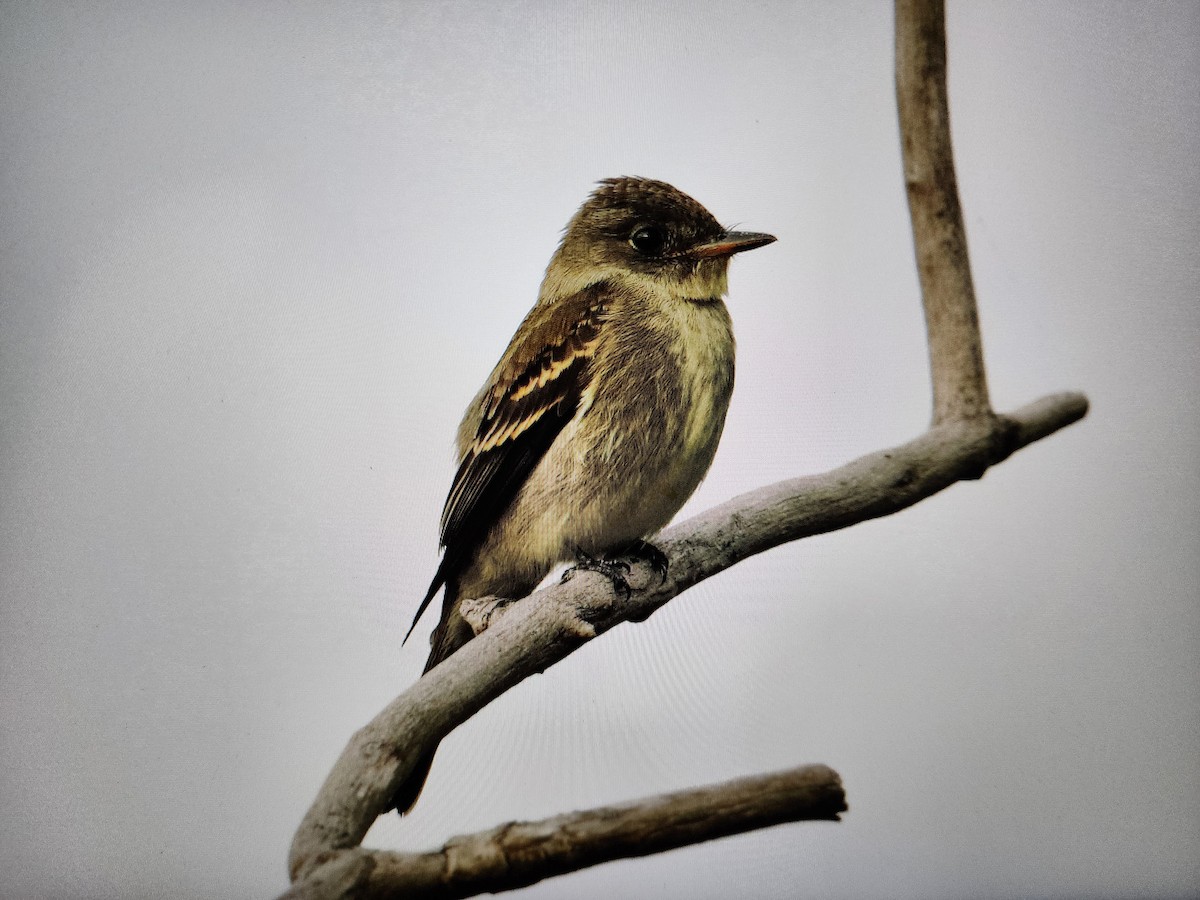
[404,282,613,642]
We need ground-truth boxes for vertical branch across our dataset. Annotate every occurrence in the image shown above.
[895,0,992,424]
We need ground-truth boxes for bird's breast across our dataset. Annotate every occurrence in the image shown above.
[670,299,735,461]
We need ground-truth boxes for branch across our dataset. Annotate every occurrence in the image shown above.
[284,1,1090,895]
[896,0,991,424]
[287,391,1087,887]
[284,766,845,900]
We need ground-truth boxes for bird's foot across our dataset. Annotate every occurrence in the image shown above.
[562,548,633,599]
[560,541,669,597]
[459,594,521,636]
[611,539,670,584]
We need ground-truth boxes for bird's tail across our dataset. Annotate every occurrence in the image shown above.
[391,584,475,814]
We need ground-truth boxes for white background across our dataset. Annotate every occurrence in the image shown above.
[2,2,1197,898]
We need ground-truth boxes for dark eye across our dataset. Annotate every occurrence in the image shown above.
[629,224,667,255]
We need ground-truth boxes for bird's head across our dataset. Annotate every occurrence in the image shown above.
[543,177,775,302]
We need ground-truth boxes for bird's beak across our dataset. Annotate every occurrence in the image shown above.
[688,230,777,259]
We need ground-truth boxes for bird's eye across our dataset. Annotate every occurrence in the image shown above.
[629,224,667,256]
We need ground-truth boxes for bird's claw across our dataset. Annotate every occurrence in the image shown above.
[618,539,670,584]
[560,541,669,598]
[563,548,633,599]
[481,595,520,629]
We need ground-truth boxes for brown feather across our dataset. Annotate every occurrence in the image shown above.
[404,283,612,644]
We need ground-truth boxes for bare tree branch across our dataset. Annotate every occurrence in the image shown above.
[897,0,991,424]
[284,0,1090,895]
[284,766,845,900]
[287,390,1086,886]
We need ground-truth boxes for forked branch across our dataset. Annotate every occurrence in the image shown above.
[283,1,1088,896]
[284,766,845,900]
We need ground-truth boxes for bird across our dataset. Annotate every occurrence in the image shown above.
[395,176,775,812]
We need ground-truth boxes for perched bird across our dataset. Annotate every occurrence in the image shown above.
[396,176,774,812]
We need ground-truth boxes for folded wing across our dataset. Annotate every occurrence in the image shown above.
[405,282,613,642]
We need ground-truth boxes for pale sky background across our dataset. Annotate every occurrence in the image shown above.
[2,2,1197,898]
